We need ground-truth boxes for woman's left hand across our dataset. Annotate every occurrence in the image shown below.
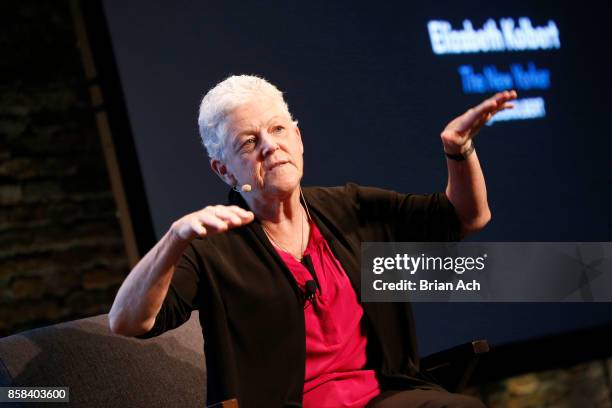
[441,90,518,154]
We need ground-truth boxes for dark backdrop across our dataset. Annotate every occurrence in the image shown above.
[99,0,612,355]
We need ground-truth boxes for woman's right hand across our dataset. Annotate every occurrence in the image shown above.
[170,205,255,242]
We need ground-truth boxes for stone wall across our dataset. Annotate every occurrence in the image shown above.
[0,0,129,336]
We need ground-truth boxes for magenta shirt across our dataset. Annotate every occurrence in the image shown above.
[275,221,381,408]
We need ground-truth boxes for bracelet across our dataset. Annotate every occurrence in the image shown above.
[445,141,475,161]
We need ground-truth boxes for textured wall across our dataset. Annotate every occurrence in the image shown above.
[0,1,129,336]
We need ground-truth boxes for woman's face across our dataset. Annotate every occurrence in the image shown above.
[216,97,304,197]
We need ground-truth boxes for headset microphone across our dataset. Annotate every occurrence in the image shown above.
[232,184,252,193]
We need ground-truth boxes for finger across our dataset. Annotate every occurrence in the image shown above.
[475,91,516,118]
[456,101,496,134]
[191,221,207,237]
[471,91,511,120]
[212,206,243,226]
[219,207,254,227]
[474,116,488,130]
[488,102,515,120]
[471,89,516,115]
[199,212,228,232]
[227,206,255,222]
[493,90,518,105]
[234,211,255,225]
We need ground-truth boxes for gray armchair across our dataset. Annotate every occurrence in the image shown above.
[0,312,486,407]
[0,313,206,407]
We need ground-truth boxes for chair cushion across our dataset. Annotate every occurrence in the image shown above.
[0,312,205,408]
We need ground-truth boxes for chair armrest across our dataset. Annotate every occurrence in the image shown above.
[420,339,489,392]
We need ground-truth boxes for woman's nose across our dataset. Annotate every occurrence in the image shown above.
[260,131,280,156]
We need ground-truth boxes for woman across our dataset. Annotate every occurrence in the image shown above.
[109,75,516,407]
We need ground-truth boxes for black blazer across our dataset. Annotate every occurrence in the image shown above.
[139,183,462,407]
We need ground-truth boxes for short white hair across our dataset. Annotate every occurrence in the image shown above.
[198,75,295,161]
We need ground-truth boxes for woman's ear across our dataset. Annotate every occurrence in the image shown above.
[210,159,236,187]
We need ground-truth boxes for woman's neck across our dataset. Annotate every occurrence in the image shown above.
[246,187,304,226]
[247,187,310,260]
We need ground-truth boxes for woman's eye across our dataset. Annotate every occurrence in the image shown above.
[240,137,256,151]
[273,125,284,133]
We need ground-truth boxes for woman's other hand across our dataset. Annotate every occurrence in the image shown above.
[171,205,255,241]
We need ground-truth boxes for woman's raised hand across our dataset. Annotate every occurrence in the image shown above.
[171,205,255,241]
[441,90,518,154]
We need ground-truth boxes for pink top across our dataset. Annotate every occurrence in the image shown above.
[274,221,381,408]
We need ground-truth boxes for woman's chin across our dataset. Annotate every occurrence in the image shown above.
[262,176,301,196]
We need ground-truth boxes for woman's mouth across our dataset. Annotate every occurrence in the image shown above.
[268,161,289,171]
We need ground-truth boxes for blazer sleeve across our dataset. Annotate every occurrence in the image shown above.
[348,183,463,242]
[135,242,202,339]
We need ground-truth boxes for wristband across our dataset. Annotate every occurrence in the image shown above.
[445,141,475,161]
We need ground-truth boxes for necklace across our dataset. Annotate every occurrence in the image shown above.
[262,209,306,261]
[262,188,312,262]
